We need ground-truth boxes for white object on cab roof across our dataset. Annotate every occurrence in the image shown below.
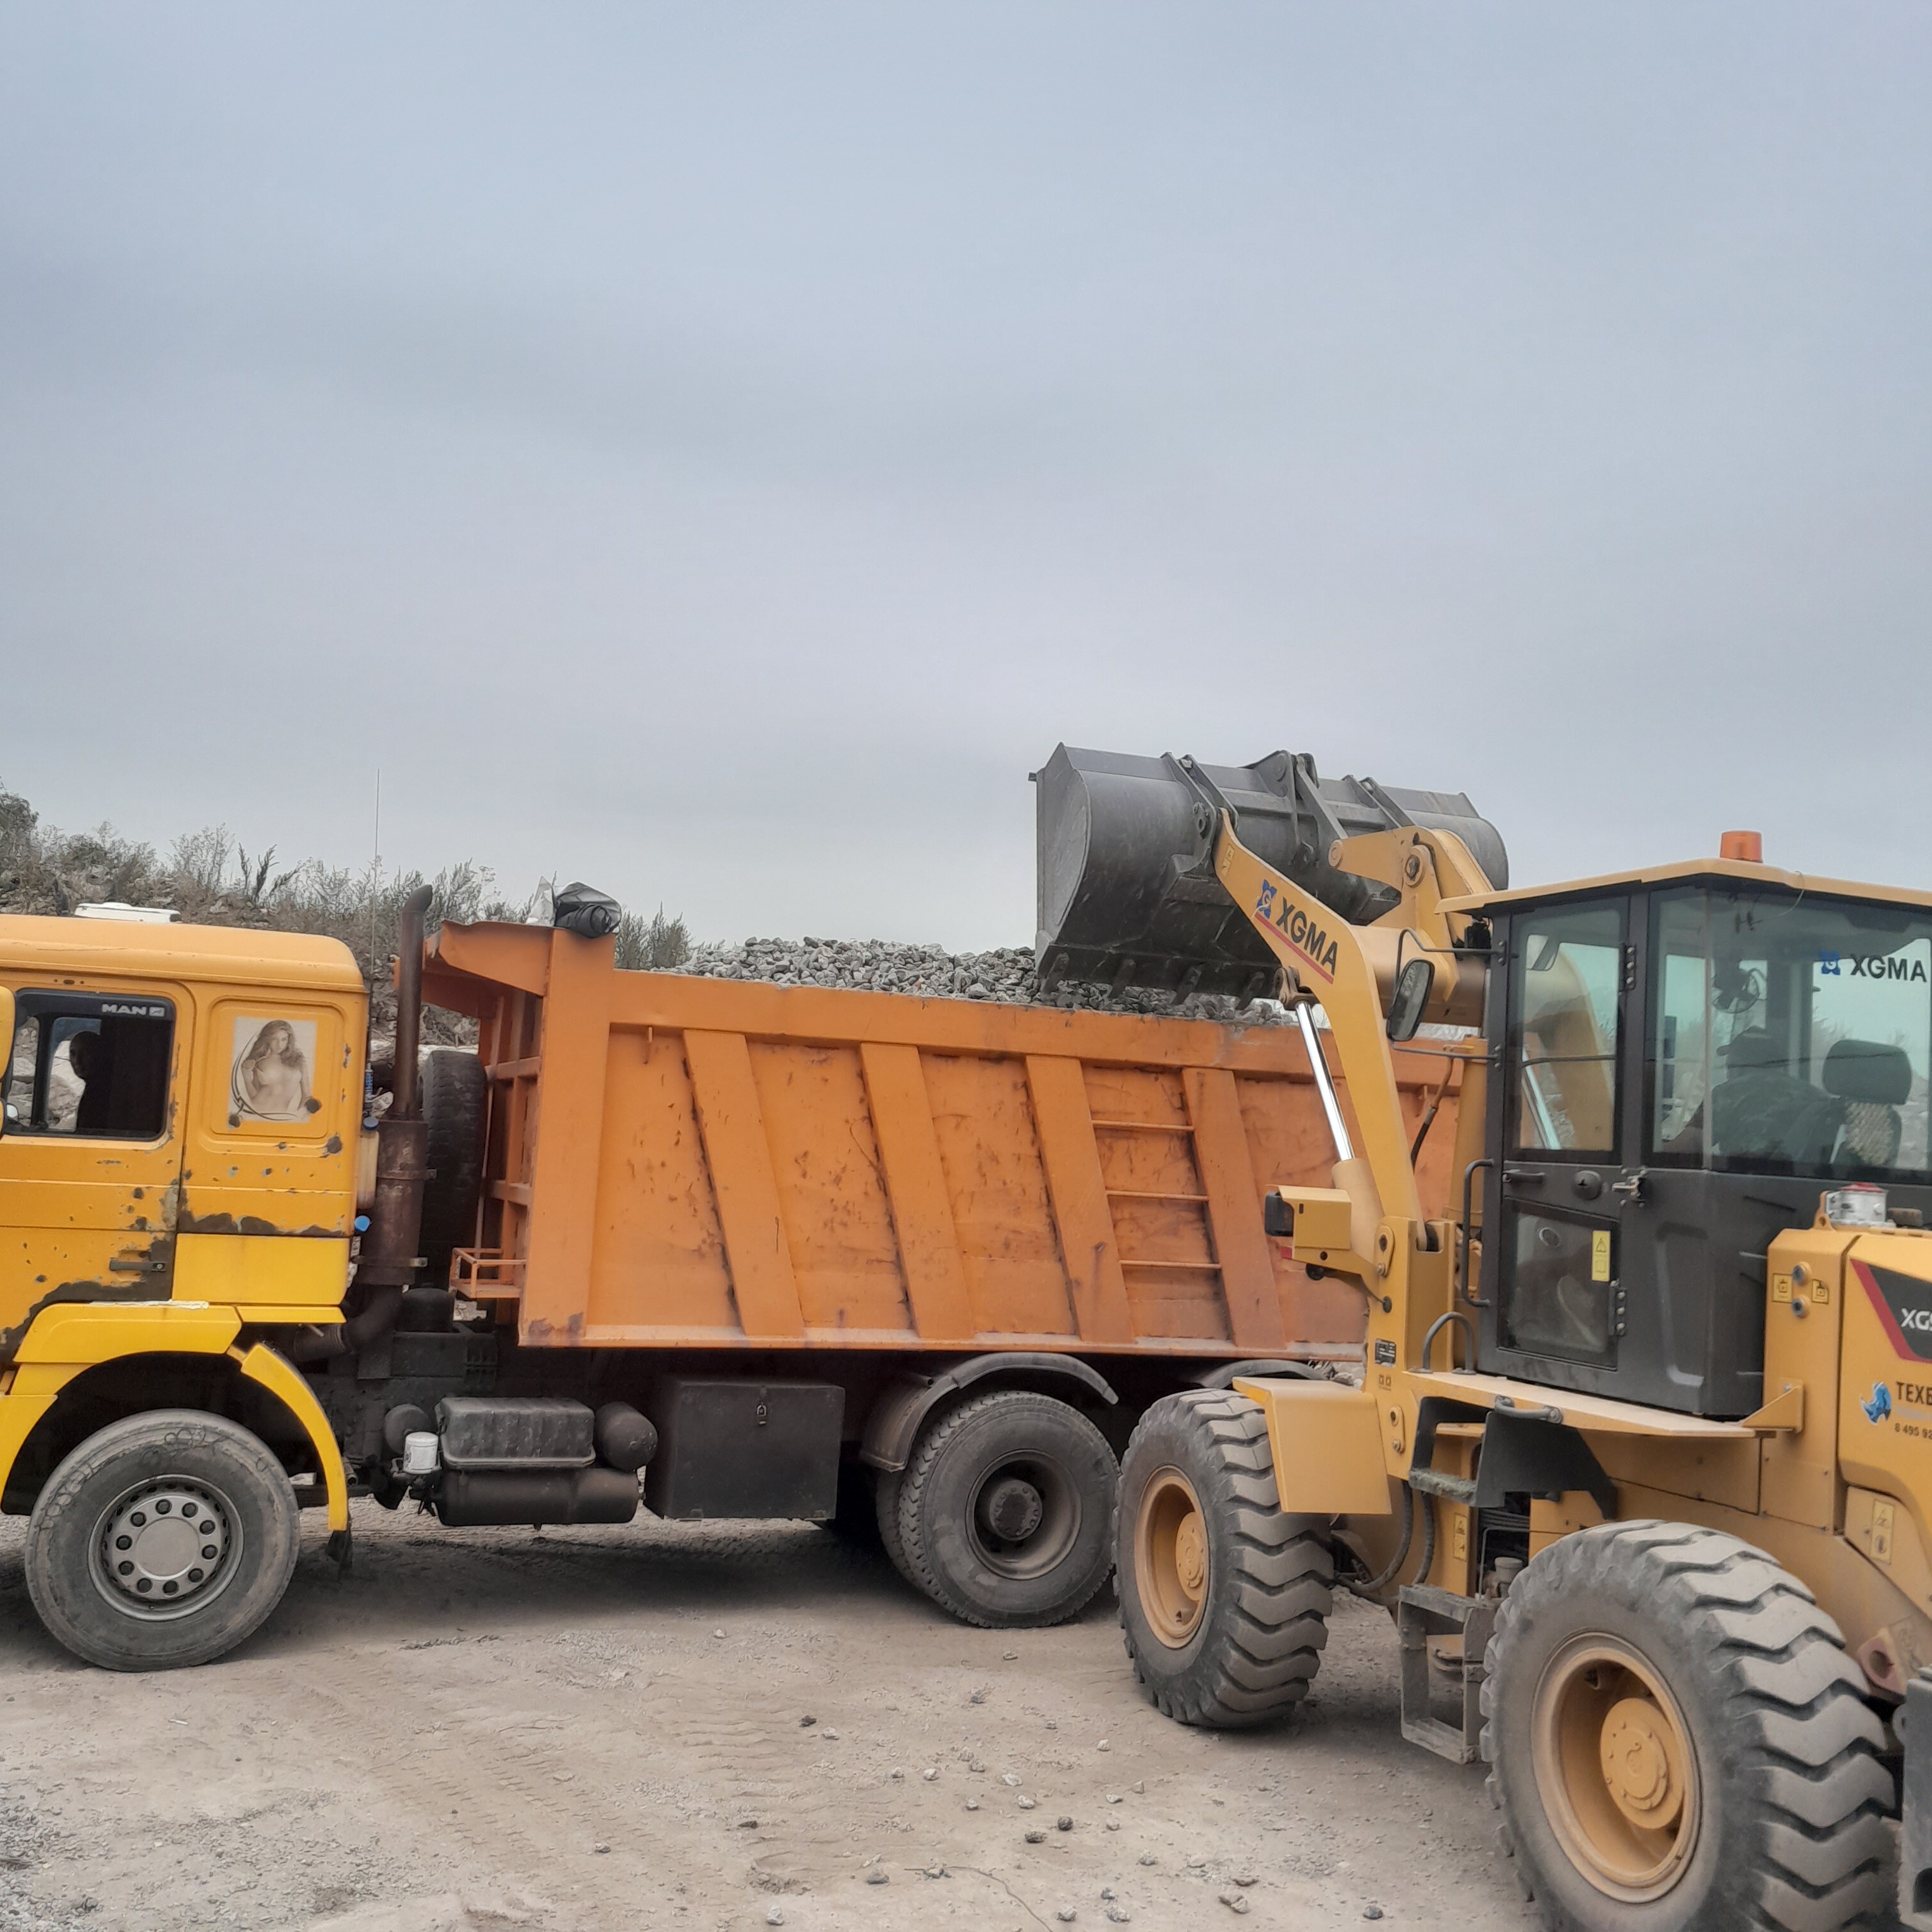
[73,902,180,923]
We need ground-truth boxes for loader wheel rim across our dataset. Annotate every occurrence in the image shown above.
[1532,1634,1700,1901]
[87,1474,243,1623]
[1135,1467,1208,1649]
[966,1453,1080,1580]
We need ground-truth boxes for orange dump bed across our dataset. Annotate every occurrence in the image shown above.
[423,922,1460,1361]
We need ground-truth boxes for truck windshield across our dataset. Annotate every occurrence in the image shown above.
[1648,886,1932,1182]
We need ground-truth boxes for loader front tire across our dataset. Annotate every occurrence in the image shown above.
[1116,1390,1333,1728]
[25,1410,302,1672]
[1482,1521,1894,1932]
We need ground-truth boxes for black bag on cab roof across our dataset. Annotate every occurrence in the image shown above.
[552,882,621,940]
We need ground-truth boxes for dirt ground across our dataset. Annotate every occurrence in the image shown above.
[0,1501,1536,1932]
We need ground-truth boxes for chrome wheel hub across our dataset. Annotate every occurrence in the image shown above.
[91,1477,240,1620]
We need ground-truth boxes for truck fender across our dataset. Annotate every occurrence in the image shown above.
[0,1306,347,1535]
[229,1342,350,1534]
[860,1352,1118,1473]
[1192,1358,1333,1390]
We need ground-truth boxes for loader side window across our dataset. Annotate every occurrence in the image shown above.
[4,993,174,1141]
[1511,905,1623,1160]
[1646,886,1932,1180]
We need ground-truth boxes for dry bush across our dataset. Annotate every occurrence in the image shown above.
[0,780,685,1047]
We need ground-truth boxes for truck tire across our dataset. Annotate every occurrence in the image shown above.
[419,1048,488,1281]
[1482,1520,1895,1932]
[1116,1389,1333,1728]
[895,1390,1116,1627]
[873,1468,915,1582]
[25,1410,302,1672]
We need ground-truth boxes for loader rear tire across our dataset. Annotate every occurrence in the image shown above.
[1482,1521,1895,1932]
[895,1390,1116,1627]
[1116,1390,1333,1728]
[25,1410,302,1672]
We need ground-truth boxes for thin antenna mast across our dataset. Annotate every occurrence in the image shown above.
[370,769,382,985]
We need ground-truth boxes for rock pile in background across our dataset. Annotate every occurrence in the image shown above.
[674,936,1292,1027]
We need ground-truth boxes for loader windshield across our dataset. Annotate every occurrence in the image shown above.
[1648,886,1932,1182]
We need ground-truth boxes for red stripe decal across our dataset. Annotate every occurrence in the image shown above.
[1854,1258,1916,1359]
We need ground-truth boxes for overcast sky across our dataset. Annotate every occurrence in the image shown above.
[3,6,1928,948]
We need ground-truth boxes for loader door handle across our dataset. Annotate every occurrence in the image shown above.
[1611,1170,1648,1206]
[1501,1166,1546,1185]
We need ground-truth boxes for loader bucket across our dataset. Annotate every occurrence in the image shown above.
[1033,745,1507,1003]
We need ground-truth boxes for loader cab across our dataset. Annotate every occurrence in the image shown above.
[1472,866,1932,1417]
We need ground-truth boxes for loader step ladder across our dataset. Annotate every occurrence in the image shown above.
[1397,1582,1496,1765]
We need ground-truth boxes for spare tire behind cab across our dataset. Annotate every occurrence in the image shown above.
[418,1048,488,1283]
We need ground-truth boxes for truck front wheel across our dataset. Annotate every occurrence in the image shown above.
[25,1410,302,1672]
[895,1390,1116,1627]
[1483,1521,1894,1931]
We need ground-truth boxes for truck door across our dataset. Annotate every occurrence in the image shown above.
[1483,898,1630,1389]
[0,986,190,1352]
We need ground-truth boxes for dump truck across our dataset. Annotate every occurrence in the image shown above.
[0,774,1491,1670]
[1067,745,1932,1928]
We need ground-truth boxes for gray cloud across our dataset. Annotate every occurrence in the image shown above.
[2,4,1928,947]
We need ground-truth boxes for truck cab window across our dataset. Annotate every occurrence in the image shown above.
[1512,905,1623,1159]
[1646,888,1932,1180]
[4,994,174,1141]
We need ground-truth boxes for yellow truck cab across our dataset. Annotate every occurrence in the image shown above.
[0,913,364,1667]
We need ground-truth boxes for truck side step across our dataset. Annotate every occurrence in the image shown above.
[1397,1583,1496,1764]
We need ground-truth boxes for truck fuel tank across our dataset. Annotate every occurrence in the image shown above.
[1033,744,1507,1002]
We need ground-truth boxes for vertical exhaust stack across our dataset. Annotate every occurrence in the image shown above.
[287,885,437,1364]
[355,884,436,1302]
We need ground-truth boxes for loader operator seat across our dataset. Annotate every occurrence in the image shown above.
[1823,1037,1911,1171]
[1709,1029,1840,1168]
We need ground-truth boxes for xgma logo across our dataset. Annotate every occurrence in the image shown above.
[1900,1307,1932,1334]
[1819,951,1930,982]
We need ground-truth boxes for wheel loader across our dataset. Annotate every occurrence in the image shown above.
[1036,745,1932,1931]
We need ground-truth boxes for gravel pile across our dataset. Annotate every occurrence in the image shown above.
[673,936,1292,1026]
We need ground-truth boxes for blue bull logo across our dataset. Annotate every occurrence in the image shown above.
[1862,1382,1893,1424]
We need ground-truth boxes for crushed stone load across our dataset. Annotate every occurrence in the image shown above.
[671,936,1293,1026]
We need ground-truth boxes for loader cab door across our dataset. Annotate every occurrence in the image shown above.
[1481,896,1633,1385]
[1479,879,1932,1417]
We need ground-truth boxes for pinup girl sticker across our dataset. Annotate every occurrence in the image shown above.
[230,1017,319,1123]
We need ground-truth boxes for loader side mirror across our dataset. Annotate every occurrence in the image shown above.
[1387,957,1434,1042]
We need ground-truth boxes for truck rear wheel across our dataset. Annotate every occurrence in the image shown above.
[874,1467,915,1582]
[895,1390,1116,1627]
[1482,1521,1894,1932]
[25,1410,302,1672]
[1116,1389,1332,1727]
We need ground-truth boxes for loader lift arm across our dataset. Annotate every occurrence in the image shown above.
[1208,807,1490,1272]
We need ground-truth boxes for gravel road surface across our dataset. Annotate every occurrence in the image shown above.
[0,1503,1534,1932]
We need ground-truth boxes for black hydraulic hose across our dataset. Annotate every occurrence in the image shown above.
[1343,1481,1418,1599]
[283,1285,405,1364]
